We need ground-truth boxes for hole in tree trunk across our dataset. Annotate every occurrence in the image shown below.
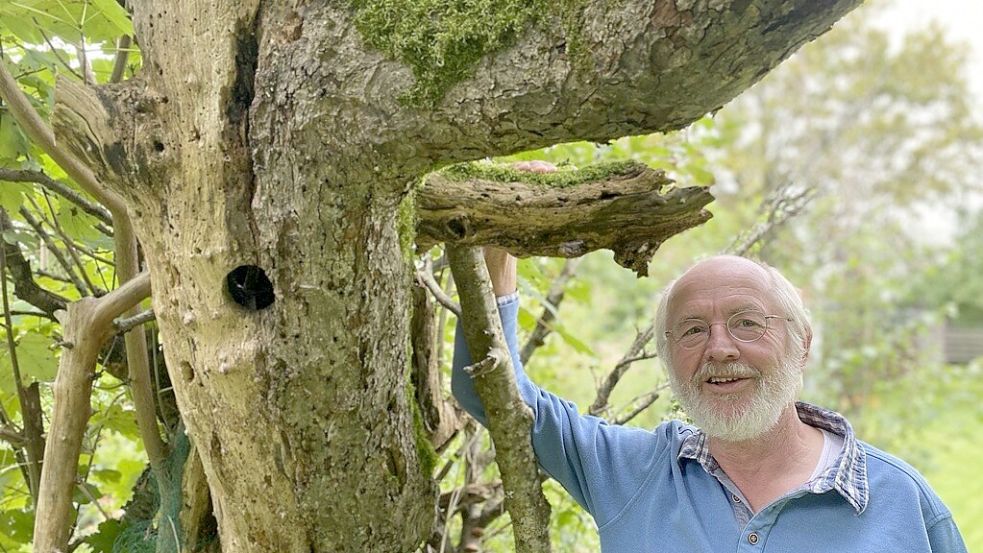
[226,265,275,311]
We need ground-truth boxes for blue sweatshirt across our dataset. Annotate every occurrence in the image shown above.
[451,295,967,552]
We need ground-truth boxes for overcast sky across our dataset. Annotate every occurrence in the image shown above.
[875,0,983,98]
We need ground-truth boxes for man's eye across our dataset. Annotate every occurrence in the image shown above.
[735,318,763,328]
[681,326,706,336]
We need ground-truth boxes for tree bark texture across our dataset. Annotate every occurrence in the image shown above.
[419,163,712,276]
[45,1,859,551]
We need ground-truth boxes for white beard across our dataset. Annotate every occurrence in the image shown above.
[666,356,803,442]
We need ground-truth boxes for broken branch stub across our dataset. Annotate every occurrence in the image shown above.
[419,162,714,276]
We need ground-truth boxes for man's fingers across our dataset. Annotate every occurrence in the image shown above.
[512,160,557,173]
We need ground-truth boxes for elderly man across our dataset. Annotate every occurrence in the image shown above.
[452,251,966,552]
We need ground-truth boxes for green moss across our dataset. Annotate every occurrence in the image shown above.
[396,189,418,263]
[346,0,591,105]
[440,159,644,187]
[405,379,439,478]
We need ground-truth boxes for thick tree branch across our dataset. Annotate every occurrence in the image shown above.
[447,244,552,553]
[425,0,863,164]
[268,0,860,173]
[420,162,713,276]
[33,271,151,553]
[410,282,462,452]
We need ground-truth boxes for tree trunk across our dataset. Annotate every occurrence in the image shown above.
[45,1,860,551]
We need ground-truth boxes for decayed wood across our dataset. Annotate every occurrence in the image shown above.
[419,163,713,276]
[447,244,552,553]
[32,272,151,553]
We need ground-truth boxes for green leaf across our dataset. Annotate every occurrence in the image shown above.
[553,324,595,357]
[1,227,40,251]
[0,509,34,542]
[89,0,133,36]
[0,182,32,213]
[57,203,102,243]
[91,403,140,440]
[0,115,30,165]
[0,332,58,395]
[86,518,124,553]
[517,306,537,333]
[91,467,122,483]
[73,481,102,504]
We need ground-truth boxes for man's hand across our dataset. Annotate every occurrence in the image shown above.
[483,161,557,296]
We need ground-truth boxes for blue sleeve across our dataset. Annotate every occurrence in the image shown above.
[451,294,670,526]
[927,515,968,553]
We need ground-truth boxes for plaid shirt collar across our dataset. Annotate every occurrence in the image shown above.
[676,401,869,513]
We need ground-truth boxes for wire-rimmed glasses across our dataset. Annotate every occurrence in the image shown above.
[665,310,791,349]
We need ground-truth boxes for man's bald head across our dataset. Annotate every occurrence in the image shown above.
[654,255,812,370]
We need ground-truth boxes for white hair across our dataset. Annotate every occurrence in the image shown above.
[654,256,812,372]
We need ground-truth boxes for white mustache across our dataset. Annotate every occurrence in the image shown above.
[692,362,760,385]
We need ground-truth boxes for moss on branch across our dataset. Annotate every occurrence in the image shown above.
[347,0,590,105]
[439,160,646,188]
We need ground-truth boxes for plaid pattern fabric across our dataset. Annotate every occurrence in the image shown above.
[677,401,869,513]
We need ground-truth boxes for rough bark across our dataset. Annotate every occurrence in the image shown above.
[419,163,713,276]
[447,244,552,553]
[39,1,860,551]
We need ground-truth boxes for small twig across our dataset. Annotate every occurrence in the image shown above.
[520,258,583,365]
[114,309,155,334]
[38,191,99,292]
[462,354,499,379]
[18,206,90,295]
[0,168,113,226]
[74,480,110,521]
[589,325,657,416]
[0,426,25,448]
[417,257,461,317]
[726,182,815,256]
[33,23,84,80]
[613,384,668,425]
[109,36,131,83]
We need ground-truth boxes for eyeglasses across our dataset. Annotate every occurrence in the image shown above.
[665,310,791,349]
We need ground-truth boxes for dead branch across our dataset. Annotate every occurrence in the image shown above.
[32,271,151,553]
[447,244,552,553]
[420,162,713,276]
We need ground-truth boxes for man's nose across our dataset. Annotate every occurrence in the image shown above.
[704,322,740,363]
